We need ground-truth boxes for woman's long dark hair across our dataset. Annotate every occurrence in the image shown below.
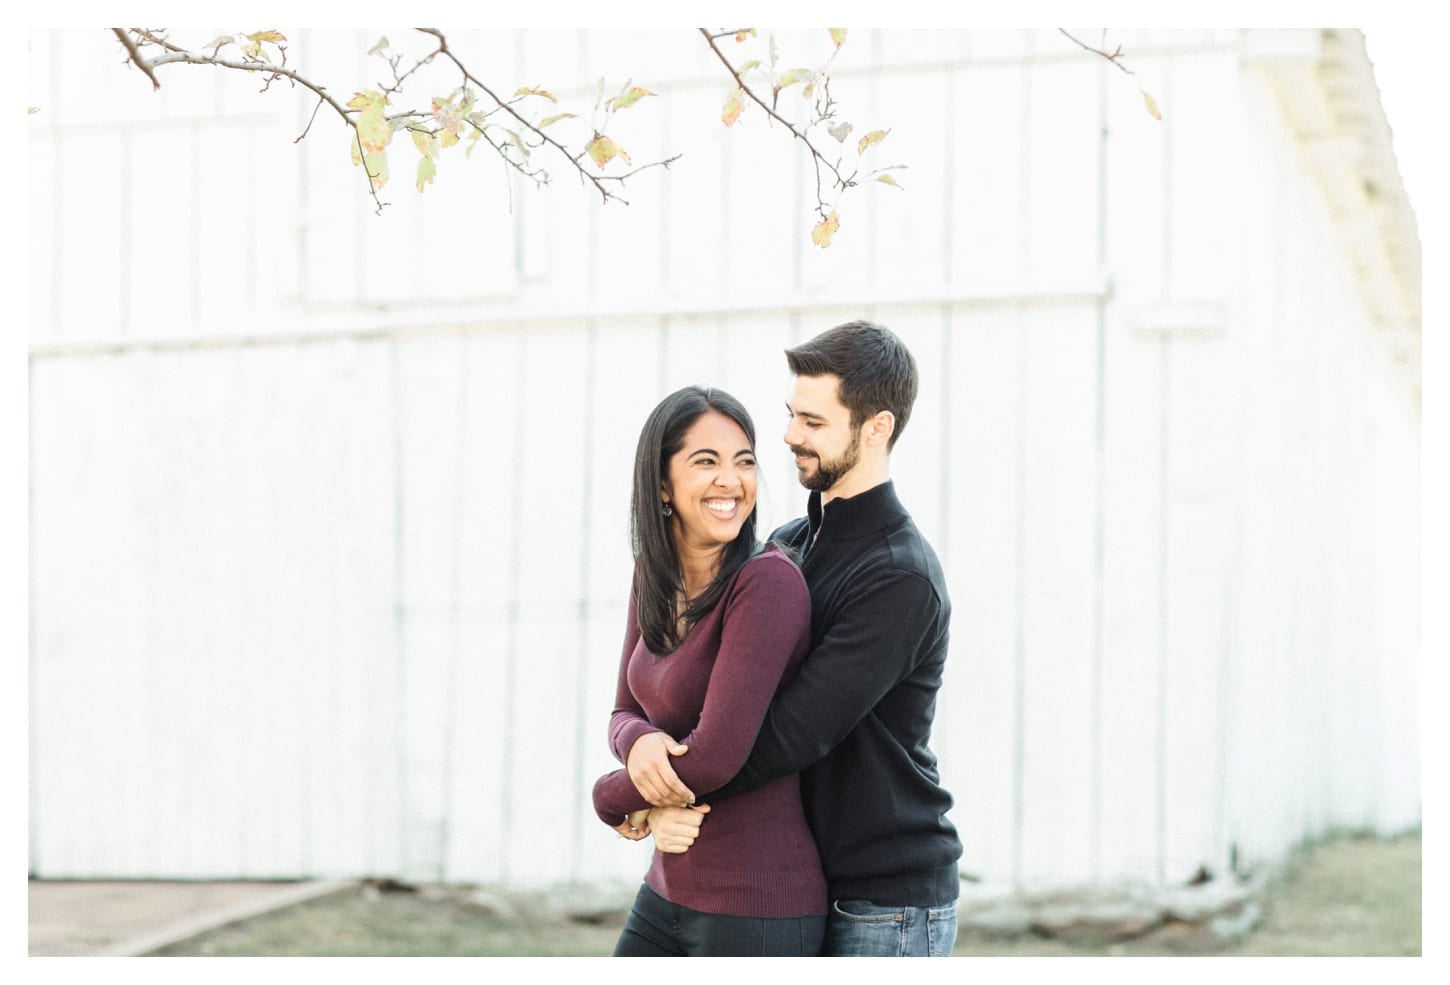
[631,386,759,655]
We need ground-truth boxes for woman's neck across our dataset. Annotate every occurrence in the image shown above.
[676,541,724,601]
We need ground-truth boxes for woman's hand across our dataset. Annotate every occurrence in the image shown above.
[647,804,711,854]
[627,732,696,807]
[613,808,653,841]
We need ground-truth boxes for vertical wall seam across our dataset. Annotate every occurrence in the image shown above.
[571,321,599,883]
[1155,56,1175,885]
[28,358,41,875]
[938,49,956,573]
[33,30,60,874]
[390,337,409,878]
[1010,29,1031,890]
[1089,56,1110,883]
[498,327,527,883]
[438,334,469,882]
[190,123,201,334]
[120,132,131,339]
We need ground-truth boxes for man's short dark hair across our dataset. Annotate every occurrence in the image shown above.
[786,320,918,450]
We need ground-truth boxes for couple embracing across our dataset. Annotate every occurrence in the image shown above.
[591,320,962,957]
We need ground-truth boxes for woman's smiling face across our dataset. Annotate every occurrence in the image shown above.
[662,410,758,556]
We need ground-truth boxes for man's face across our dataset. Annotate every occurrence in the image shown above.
[784,374,863,493]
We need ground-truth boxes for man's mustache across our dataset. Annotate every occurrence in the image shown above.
[789,445,817,460]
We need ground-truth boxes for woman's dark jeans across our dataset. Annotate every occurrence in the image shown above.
[613,883,825,957]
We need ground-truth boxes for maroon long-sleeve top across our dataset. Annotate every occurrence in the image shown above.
[592,545,826,917]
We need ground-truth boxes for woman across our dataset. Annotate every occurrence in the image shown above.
[592,385,826,957]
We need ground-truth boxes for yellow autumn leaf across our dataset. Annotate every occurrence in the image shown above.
[1143,89,1163,121]
[411,129,436,158]
[357,102,392,153]
[515,86,557,102]
[246,31,287,44]
[539,112,577,128]
[347,90,385,111]
[777,68,815,91]
[857,128,890,155]
[735,29,757,42]
[610,86,656,111]
[416,155,437,192]
[586,134,624,168]
[722,87,745,127]
[875,174,902,189]
[829,28,847,47]
[440,128,460,150]
[811,211,840,248]
[363,149,389,191]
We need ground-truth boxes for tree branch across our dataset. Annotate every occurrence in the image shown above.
[1058,28,1162,119]
[1058,28,1137,79]
[698,27,851,220]
[112,28,681,215]
[126,38,386,212]
[111,28,162,90]
[422,28,672,205]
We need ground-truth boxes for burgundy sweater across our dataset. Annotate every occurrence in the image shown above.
[592,546,826,918]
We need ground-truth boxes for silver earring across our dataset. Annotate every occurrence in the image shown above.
[662,503,673,517]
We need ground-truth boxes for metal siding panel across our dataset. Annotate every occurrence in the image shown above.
[1017,305,1099,890]
[438,328,524,883]
[949,62,1027,294]
[1097,319,1167,886]
[500,325,591,887]
[943,308,1022,886]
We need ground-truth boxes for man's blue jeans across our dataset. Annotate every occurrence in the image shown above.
[823,898,958,957]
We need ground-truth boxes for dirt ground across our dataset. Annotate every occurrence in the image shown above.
[148,832,1421,957]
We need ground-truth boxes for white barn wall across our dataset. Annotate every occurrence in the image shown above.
[28,28,1419,895]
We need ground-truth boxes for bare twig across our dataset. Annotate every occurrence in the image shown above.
[698,27,852,220]
[1058,28,1138,79]
[295,95,326,143]
[1058,28,1162,119]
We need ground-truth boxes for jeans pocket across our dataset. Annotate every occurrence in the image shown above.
[832,899,905,923]
[926,905,958,957]
[826,900,906,956]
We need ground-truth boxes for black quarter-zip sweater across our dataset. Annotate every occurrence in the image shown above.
[706,480,962,906]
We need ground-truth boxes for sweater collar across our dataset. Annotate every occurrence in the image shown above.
[806,479,908,545]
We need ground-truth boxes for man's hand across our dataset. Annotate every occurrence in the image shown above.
[647,804,711,854]
[627,732,695,807]
[613,808,652,841]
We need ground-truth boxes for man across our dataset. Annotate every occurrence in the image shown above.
[626,320,962,957]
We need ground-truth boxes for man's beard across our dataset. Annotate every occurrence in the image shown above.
[791,426,863,492]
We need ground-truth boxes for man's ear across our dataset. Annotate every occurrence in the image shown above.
[864,410,896,448]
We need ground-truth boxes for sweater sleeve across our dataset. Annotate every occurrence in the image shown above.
[705,566,945,800]
[605,584,658,765]
[592,552,811,825]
